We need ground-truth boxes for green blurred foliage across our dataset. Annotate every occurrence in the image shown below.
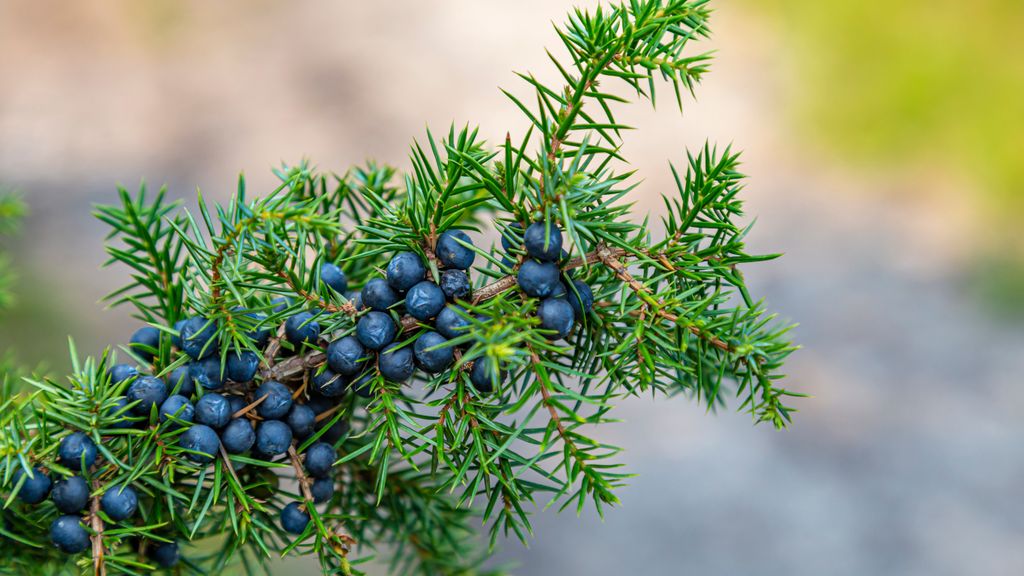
[751,0,1023,231]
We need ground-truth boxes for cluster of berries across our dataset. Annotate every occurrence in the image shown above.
[13,222,594,562]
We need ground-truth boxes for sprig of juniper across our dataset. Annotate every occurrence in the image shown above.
[0,1,799,574]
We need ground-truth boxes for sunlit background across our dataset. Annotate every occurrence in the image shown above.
[1,0,1022,574]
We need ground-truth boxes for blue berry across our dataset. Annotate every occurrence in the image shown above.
[195,393,231,429]
[171,319,186,349]
[179,424,220,463]
[311,478,334,504]
[226,395,247,415]
[386,252,426,291]
[351,372,375,398]
[379,343,415,382]
[436,229,476,270]
[318,416,350,444]
[107,397,135,429]
[159,395,195,426]
[549,281,568,299]
[500,222,523,252]
[101,485,138,522]
[226,351,259,383]
[285,312,320,349]
[233,307,272,348]
[406,281,445,321]
[220,419,255,454]
[59,432,97,471]
[361,278,399,311]
[435,305,472,340]
[356,311,397,351]
[327,336,368,376]
[108,363,138,386]
[538,298,575,340]
[151,541,180,568]
[51,476,89,514]
[189,357,224,390]
[256,420,292,457]
[312,369,348,398]
[469,357,504,394]
[320,262,348,294]
[254,381,293,419]
[517,260,561,298]
[180,316,219,360]
[14,466,51,504]
[347,290,364,311]
[567,280,594,318]
[304,442,336,478]
[280,502,310,535]
[440,269,471,301]
[286,404,317,439]
[271,297,291,314]
[50,516,90,554]
[167,365,195,397]
[524,222,563,261]
[413,331,454,373]
[129,326,161,362]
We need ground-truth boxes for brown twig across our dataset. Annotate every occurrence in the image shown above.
[287,445,315,507]
[89,480,106,576]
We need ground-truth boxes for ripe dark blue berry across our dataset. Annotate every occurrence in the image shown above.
[280,502,310,535]
[50,516,90,554]
[356,311,397,351]
[327,336,369,376]
[311,478,334,504]
[319,416,350,443]
[538,298,575,340]
[440,269,471,301]
[304,442,336,478]
[413,331,454,373]
[159,395,195,426]
[180,424,220,463]
[285,312,321,349]
[189,356,224,390]
[59,432,97,471]
[172,319,187,348]
[195,393,232,429]
[386,251,426,291]
[108,363,138,386]
[51,476,89,514]
[234,308,271,348]
[379,343,415,382]
[320,262,348,294]
[14,466,51,504]
[107,397,135,429]
[226,350,259,383]
[256,420,292,457]
[567,279,593,318]
[549,281,568,299]
[347,290,363,310]
[524,221,563,261]
[129,325,161,362]
[226,395,247,415]
[180,316,219,360]
[469,357,504,394]
[151,541,180,568]
[500,222,523,252]
[436,229,476,270]
[167,365,195,397]
[271,297,291,314]
[254,381,293,419]
[286,404,317,439]
[517,260,561,298]
[312,369,347,398]
[101,485,138,521]
[220,418,255,454]
[351,372,375,398]
[361,277,399,311]
[406,280,446,321]
[435,305,471,340]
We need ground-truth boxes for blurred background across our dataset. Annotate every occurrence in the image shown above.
[1,0,1022,574]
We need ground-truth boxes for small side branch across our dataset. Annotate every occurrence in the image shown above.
[89,480,106,576]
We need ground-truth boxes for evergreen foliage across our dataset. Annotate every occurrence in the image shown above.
[0,1,799,574]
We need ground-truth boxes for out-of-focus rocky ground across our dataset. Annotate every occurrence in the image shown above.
[1,1,1021,574]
